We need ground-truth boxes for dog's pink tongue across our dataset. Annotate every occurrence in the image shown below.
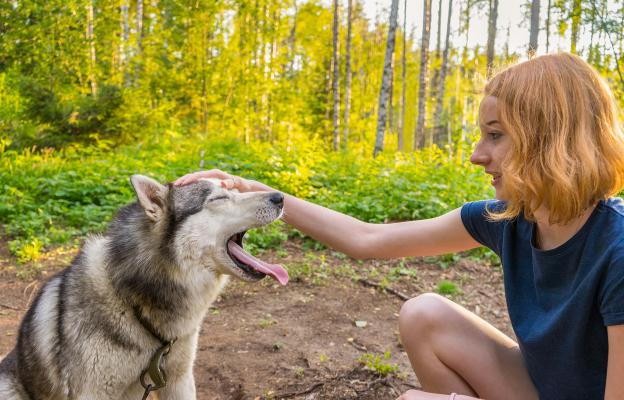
[227,241,289,285]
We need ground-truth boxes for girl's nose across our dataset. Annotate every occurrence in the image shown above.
[469,142,490,166]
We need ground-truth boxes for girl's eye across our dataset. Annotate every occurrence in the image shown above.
[489,132,503,140]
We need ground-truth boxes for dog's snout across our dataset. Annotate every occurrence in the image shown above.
[269,192,284,207]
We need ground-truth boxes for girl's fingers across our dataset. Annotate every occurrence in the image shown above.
[220,179,236,189]
[174,169,230,186]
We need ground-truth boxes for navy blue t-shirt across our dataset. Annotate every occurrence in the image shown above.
[461,198,624,400]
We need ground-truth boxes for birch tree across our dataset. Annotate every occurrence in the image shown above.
[343,0,353,150]
[529,0,540,55]
[433,0,452,142]
[120,0,130,86]
[332,0,340,151]
[134,0,144,82]
[373,0,400,157]
[430,0,443,100]
[86,0,97,97]
[546,0,551,52]
[413,0,432,150]
[486,0,499,77]
[570,0,581,54]
[397,0,408,151]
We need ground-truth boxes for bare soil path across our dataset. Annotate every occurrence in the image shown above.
[0,240,512,399]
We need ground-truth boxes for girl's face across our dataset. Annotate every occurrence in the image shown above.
[470,96,513,200]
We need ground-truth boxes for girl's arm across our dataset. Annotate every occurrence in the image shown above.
[605,325,624,399]
[175,170,481,259]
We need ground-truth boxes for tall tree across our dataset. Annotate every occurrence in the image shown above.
[343,0,353,150]
[546,0,552,52]
[397,0,408,152]
[433,0,453,141]
[388,54,395,133]
[332,0,340,151]
[86,0,97,97]
[134,0,145,82]
[529,0,540,55]
[430,0,443,99]
[570,0,581,54]
[373,0,400,156]
[120,0,130,86]
[486,0,499,77]
[413,0,432,150]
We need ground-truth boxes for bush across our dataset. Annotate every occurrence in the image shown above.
[0,136,494,261]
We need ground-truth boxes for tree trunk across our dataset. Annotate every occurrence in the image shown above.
[503,23,511,58]
[288,0,298,74]
[135,0,144,81]
[332,0,340,151]
[430,0,443,99]
[343,0,353,150]
[486,0,499,78]
[120,0,130,86]
[546,0,551,52]
[373,0,400,157]
[528,0,540,55]
[461,0,472,76]
[433,0,452,143]
[570,0,581,54]
[413,0,432,150]
[388,55,395,133]
[86,0,97,97]
[397,0,407,152]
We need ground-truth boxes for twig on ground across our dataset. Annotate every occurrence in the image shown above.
[348,340,368,352]
[274,382,324,399]
[209,299,255,310]
[0,302,20,311]
[401,382,420,390]
[358,279,410,301]
[273,370,354,399]
[23,281,39,307]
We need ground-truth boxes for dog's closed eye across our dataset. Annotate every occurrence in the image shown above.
[208,195,229,202]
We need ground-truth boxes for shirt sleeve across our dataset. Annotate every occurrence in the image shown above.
[460,200,507,256]
[600,250,624,326]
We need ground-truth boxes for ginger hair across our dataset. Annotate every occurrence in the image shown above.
[485,53,624,224]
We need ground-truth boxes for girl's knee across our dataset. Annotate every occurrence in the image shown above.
[399,293,453,336]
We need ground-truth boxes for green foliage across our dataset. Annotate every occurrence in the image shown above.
[16,78,124,147]
[244,221,289,255]
[358,351,400,377]
[0,136,494,262]
[437,280,459,295]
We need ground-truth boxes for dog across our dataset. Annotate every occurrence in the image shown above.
[0,175,288,399]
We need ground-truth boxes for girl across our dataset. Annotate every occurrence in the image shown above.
[176,53,624,400]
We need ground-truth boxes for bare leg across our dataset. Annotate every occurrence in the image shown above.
[398,293,538,400]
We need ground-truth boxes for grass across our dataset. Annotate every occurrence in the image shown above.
[0,135,496,268]
[357,352,400,377]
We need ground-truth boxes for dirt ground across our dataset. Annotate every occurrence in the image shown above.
[0,239,512,400]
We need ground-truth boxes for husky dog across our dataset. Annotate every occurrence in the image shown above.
[0,175,288,400]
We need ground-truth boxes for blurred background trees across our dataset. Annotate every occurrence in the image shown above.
[0,0,622,154]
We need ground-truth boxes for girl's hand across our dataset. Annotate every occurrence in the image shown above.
[396,390,454,400]
[174,169,272,193]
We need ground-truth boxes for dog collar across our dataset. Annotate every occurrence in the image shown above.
[132,305,177,400]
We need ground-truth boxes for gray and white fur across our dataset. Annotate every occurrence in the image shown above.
[0,175,284,400]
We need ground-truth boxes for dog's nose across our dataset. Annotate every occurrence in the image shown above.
[269,192,284,207]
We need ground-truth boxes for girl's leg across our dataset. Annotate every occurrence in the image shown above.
[399,293,538,400]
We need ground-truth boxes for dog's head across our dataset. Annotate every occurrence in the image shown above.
[129,175,288,285]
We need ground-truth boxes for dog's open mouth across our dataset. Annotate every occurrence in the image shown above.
[226,232,289,285]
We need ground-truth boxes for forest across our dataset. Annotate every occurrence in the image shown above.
[1,0,623,261]
[1,1,624,399]
[1,0,622,153]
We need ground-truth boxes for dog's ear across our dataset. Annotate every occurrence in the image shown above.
[130,175,169,222]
